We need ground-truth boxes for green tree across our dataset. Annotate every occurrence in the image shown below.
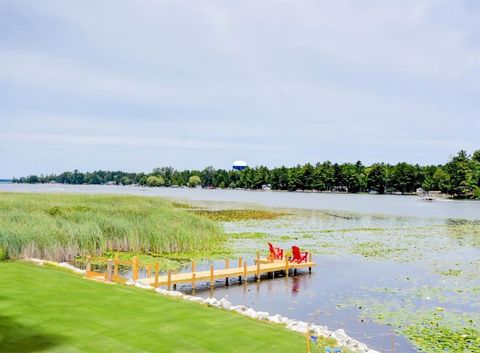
[214,170,229,188]
[227,170,241,188]
[444,150,475,197]
[341,163,364,193]
[301,163,315,190]
[312,162,335,191]
[432,169,451,192]
[152,167,174,186]
[367,163,387,194]
[270,167,289,190]
[146,176,165,187]
[188,175,201,187]
[472,150,480,163]
[287,166,303,191]
[390,162,417,193]
[120,176,132,185]
[201,167,216,187]
[253,166,270,189]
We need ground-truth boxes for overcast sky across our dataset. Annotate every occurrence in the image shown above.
[1,1,479,178]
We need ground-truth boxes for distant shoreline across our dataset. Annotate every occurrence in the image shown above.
[1,181,435,197]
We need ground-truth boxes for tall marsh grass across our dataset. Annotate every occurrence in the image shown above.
[0,192,224,261]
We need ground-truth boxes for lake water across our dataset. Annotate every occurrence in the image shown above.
[2,183,480,352]
[1,183,479,220]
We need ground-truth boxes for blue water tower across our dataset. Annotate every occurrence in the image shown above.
[232,160,247,171]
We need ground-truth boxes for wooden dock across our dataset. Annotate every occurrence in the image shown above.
[139,256,316,290]
[86,252,316,290]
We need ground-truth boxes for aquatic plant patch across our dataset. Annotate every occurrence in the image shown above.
[228,232,268,239]
[436,269,463,276]
[191,209,288,221]
[405,321,480,352]
[352,241,407,258]
[339,293,480,353]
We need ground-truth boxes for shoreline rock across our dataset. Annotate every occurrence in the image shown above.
[27,258,86,275]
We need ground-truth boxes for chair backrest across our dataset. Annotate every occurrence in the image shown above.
[291,245,301,259]
[268,242,275,254]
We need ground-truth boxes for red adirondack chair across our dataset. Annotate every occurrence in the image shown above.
[290,246,308,263]
[268,242,284,260]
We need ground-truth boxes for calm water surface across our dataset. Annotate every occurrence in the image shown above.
[1,183,479,220]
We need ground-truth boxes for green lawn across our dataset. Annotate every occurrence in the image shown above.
[0,262,305,353]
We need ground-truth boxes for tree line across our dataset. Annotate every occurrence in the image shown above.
[12,150,480,199]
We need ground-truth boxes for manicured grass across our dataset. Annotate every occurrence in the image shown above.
[0,192,224,261]
[0,262,305,353]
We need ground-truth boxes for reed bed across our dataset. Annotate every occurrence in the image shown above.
[0,192,224,261]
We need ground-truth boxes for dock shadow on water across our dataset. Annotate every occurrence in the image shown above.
[0,315,68,352]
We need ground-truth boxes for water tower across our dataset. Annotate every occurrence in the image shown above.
[232,160,247,171]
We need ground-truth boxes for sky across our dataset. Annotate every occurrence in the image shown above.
[0,1,479,178]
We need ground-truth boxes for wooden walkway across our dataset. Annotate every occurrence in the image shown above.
[138,258,316,289]
[86,252,316,291]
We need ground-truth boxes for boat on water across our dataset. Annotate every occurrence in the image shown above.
[421,194,436,202]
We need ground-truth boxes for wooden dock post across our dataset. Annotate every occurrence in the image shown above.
[132,256,139,281]
[154,262,159,288]
[114,254,119,277]
[167,271,172,290]
[256,251,260,282]
[210,264,214,289]
[238,257,243,281]
[86,256,91,277]
[192,273,196,291]
[243,262,247,283]
[192,260,196,273]
[105,259,113,282]
[308,252,312,273]
[225,259,229,285]
[146,264,151,278]
[285,257,289,277]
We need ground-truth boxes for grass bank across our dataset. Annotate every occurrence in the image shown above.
[0,261,306,353]
[0,192,224,261]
